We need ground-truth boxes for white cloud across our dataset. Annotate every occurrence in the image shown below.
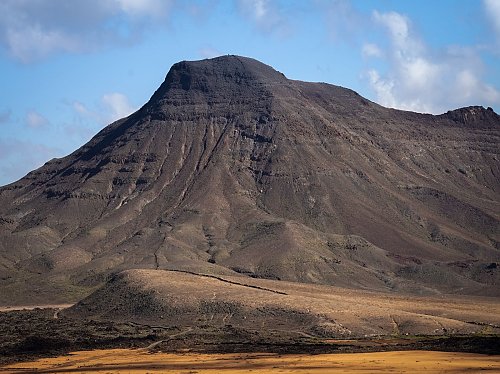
[367,70,397,108]
[373,11,409,49]
[26,110,49,129]
[71,93,136,126]
[362,43,382,58]
[455,69,500,103]
[484,0,500,37]
[72,92,136,122]
[401,57,441,92]
[366,69,431,113]
[237,0,289,36]
[102,93,136,122]
[6,26,80,63]
[239,0,269,21]
[72,101,92,117]
[365,10,500,113]
[322,0,364,43]
[65,94,136,143]
[0,0,174,62]
[116,0,173,18]
[456,70,478,101]
[67,101,101,138]
[199,47,222,59]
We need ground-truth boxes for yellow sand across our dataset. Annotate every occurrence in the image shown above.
[2,349,499,373]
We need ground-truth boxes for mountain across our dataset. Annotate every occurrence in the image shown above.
[0,55,499,305]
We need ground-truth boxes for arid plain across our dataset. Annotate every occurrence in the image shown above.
[2,349,500,373]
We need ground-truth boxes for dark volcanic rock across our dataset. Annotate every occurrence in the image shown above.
[0,55,499,304]
[442,106,499,127]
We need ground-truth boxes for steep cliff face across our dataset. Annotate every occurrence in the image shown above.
[0,56,498,304]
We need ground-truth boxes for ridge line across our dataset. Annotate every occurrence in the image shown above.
[164,269,288,295]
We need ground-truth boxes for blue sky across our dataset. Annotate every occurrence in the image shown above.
[1,0,499,186]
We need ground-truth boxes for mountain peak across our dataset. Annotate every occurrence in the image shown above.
[1,56,499,305]
[442,106,499,127]
[171,55,287,84]
[146,56,287,109]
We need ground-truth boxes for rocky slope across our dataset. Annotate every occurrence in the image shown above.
[0,56,499,304]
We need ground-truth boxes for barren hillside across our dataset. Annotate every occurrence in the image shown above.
[0,56,498,304]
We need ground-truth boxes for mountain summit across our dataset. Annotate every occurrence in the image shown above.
[0,56,499,304]
[150,55,287,100]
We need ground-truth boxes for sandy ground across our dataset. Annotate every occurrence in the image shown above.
[2,349,499,373]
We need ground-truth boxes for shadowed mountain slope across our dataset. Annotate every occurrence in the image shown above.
[0,56,499,304]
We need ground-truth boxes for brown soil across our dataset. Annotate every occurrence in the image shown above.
[64,270,500,338]
[2,349,499,373]
[1,307,499,366]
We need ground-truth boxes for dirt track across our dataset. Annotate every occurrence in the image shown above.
[2,349,499,373]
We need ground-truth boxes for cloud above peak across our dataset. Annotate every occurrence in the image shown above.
[70,92,137,129]
[237,0,289,36]
[362,43,383,58]
[239,0,269,21]
[0,0,173,62]
[102,92,136,122]
[26,110,49,129]
[484,0,500,38]
[365,9,500,113]
[116,0,173,18]
[373,11,409,42]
